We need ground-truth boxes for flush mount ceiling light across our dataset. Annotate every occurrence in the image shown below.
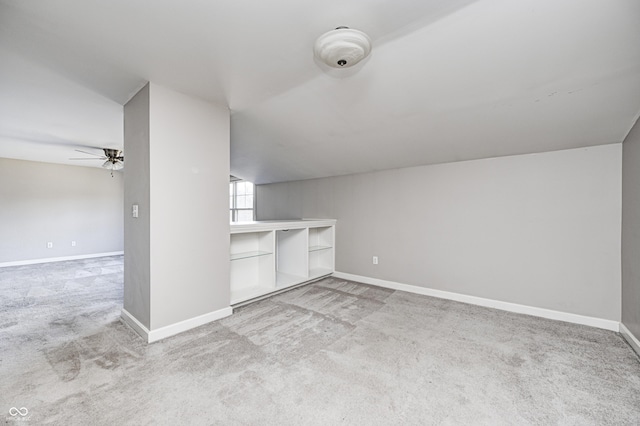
[314,26,372,68]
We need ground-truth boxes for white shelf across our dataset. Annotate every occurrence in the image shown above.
[309,245,332,252]
[230,250,273,261]
[276,271,308,288]
[230,285,275,305]
[309,267,333,279]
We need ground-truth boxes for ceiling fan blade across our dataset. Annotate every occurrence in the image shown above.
[69,157,103,160]
[75,149,105,158]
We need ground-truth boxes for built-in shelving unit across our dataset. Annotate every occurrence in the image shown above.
[230,219,336,305]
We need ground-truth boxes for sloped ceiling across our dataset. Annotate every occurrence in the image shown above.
[1,0,639,183]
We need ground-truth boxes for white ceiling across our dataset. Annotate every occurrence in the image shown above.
[1,0,639,183]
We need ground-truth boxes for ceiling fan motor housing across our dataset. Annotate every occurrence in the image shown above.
[103,148,123,160]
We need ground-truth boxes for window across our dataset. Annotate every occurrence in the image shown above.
[230,181,255,222]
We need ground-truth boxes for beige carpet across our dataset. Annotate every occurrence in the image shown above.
[1,256,639,425]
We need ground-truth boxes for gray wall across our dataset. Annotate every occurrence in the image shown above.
[124,83,230,332]
[124,83,151,328]
[148,83,230,329]
[622,117,640,339]
[257,144,622,321]
[0,157,123,263]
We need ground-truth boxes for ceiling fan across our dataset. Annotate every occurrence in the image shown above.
[70,148,124,177]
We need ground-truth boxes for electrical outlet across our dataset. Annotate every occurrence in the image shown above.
[71,241,76,247]
[47,242,53,249]
[373,256,378,265]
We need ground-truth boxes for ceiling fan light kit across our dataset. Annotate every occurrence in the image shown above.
[314,26,372,68]
[103,158,124,170]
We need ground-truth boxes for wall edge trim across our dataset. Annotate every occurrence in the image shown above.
[120,308,150,342]
[333,271,620,332]
[0,251,124,268]
[620,323,640,357]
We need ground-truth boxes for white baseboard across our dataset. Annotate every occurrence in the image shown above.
[0,251,124,268]
[147,307,233,343]
[333,271,620,332]
[121,308,151,341]
[620,323,640,356]
[121,306,233,343]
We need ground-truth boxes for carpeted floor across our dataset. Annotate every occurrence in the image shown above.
[1,256,639,425]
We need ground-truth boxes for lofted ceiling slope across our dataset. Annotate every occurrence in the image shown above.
[0,0,639,183]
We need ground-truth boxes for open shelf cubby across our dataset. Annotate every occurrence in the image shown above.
[308,226,334,279]
[276,228,308,288]
[230,231,275,304]
[308,226,333,252]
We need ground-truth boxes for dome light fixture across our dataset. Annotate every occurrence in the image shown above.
[314,26,372,68]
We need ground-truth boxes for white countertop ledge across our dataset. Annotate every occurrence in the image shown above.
[230,219,337,233]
